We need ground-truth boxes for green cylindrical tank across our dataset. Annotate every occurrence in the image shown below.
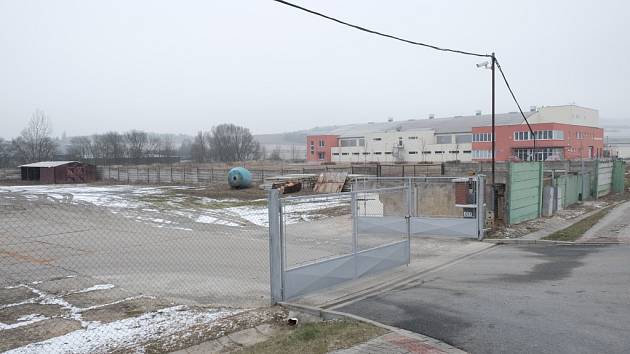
[227,167,252,189]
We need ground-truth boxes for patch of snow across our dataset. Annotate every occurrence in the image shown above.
[195,215,241,227]
[73,284,115,293]
[0,314,49,330]
[4,306,242,354]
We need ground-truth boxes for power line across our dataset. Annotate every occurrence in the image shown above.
[495,59,537,155]
[273,0,539,159]
[272,0,491,58]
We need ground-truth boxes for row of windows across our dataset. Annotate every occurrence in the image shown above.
[513,130,564,141]
[339,138,365,147]
[332,150,472,156]
[472,150,494,159]
[310,140,326,148]
[472,133,494,142]
[513,148,564,161]
[368,134,472,144]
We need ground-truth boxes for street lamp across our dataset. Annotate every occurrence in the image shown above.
[477,53,497,220]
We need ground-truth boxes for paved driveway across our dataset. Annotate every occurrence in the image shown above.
[338,244,630,354]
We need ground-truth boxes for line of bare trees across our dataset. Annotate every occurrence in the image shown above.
[1,110,263,167]
[66,130,179,165]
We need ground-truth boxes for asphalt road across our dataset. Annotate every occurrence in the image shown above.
[338,244,630,354]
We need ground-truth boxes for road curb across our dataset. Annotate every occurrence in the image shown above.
[279,302,466,354]
[483,239,621,246]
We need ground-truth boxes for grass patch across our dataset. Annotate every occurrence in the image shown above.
[542,206,613,242]
[239,320,388,354]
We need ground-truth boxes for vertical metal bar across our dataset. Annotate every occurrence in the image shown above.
[351,191,358,279]
[477,175,486,240]
[406,179,412,264]
[491,53,498,221]
[268,189,283,304]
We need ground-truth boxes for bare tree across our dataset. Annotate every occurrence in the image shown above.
[191,131,210,163]
[125,130,148,163]
[14,109,57,163]
[67,136,93,160]
[208,124,260,162]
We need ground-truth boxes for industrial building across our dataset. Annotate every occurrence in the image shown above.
[306,105,604,163]
[20,161,96,184]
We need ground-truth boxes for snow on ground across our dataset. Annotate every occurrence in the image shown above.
[1,283,241,353]
[5,306,240,354]
[0,184,349,229]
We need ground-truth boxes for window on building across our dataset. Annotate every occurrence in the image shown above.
[310,151,314,155]
[340,139,358,147]
[358,138,365,146]
[449,150,459,154]
[319,140,325,147]
[373,137,382,141]
[384,151,392,155]
[374,152,382,155]
[436,135,452,144]
[341,153,349,156]
[463,150,472,154]
[318,152,325,160]
[434,151,444,154]
[352,152,360,155]
[455,134,472,144]
[422,151,431,154]
[332,153,339,156]
[408,151,418,154]
[408,136,418,140]
[473,133,493,142]
[512,148,564,161]
[362,152,370,155]
[472,150,493,159]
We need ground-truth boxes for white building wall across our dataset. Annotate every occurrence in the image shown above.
[331,130,473,163]
[528,105,599,127]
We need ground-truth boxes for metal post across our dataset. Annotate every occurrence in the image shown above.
[477,175,486,240]
[406,178,413,264]
[491,52,498,220]
[351,191,358,279]
[268,189,283,304]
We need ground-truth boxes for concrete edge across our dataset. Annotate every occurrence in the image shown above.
[482,239,621,246]
[279,302,466,354]
[311,243,497,310]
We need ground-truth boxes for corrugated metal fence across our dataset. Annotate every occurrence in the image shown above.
[507,162,543,225]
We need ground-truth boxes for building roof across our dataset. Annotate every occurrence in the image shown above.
[330,111,533,137]
[19,161,79,168]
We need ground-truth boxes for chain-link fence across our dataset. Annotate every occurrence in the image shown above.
[271,185,413,301]
[0,186,271,308]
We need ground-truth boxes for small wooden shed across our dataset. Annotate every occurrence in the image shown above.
[19,161,96,184]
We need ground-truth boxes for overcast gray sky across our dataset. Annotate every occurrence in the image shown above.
[1,0,628,139]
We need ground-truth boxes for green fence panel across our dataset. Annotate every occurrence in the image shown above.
[507,162,543,225]
[612,160,627,193]
[595,160,613,198]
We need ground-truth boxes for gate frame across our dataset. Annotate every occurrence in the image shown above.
[269,176,485,304]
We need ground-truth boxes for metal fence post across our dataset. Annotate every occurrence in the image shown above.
[268,189,283,304]
[477,175,486,240]
[351,191,358,279]
[406,179,413,264]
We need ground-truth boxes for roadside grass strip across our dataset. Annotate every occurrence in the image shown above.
[543,206,613,242]
[238,320,387,354]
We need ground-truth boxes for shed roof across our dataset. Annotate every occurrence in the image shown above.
[19,161,79,168]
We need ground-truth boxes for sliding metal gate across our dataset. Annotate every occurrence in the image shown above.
[268,176,485,303]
